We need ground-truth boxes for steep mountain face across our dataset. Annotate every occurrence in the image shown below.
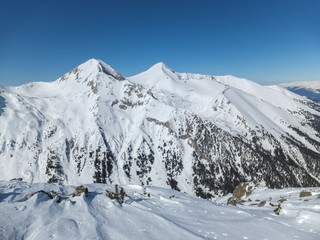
[0,59,320,197]
[280,81,320,101]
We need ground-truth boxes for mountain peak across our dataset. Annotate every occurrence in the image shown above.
[59,58,125,83]
[1,58,320,202]
[82,58,125,81]
[128,61,178,87]
[96,59,125,81]
[148,62,173,73]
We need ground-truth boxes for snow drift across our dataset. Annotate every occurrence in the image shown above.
[0,180,319,240]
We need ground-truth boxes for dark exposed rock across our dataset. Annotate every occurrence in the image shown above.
[227,197,238,206]
[10,178,23,181]
[258,200,266,207]
[232,182,254,199]
[226,182,256,206]
[278,198,287,203]
[299,191,312,198]
[75,185,88,197]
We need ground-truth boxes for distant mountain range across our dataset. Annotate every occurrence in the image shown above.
[279,81,320,101]
[0,59,319,198]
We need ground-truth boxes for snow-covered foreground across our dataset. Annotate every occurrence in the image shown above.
[0,181,319,240]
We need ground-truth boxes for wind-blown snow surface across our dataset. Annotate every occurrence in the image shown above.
[0,180,319,240]
[0,59,320,197]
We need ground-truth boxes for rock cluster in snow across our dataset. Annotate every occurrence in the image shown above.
[0,180,319,239]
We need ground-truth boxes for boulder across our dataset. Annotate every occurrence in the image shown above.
[75,185,88,197]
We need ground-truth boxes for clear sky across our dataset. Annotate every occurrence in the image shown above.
[0,0,319,86]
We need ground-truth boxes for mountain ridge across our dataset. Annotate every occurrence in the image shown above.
[280,80,320,90]
[279,81,320,102]
[0,59,319,198]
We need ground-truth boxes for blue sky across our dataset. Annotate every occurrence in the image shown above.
[0,0,319,86]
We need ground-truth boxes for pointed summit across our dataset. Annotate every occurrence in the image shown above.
[128,61,179,88]
[59,58,125,83]
[95,59,125,81]
[79,59,125,81]
[146,62,175,74]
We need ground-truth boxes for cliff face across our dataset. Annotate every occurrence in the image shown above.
[0,59,319,197]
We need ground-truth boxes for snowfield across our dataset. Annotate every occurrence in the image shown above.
[0,180,319,240]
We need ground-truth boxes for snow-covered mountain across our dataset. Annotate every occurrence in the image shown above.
[0,59,320,198]
[280,81,320,101]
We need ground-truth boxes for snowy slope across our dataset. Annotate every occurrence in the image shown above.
[0,180,319,240]
[279,81,320,101]
[0,59,320,198]
[280,81,320,90]
[129,65,317,136]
